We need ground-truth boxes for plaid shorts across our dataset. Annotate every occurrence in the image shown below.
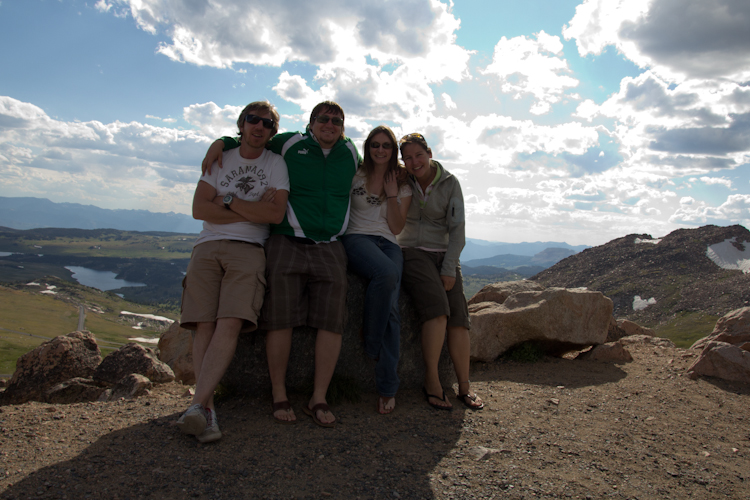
[401,247,470,329]
[259,235,348,334]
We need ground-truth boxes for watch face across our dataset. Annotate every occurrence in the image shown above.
[223,194,233,204]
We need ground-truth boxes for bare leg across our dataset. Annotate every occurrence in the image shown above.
[447,325,483,407]
[192,318,243,411]
[266,328,295,422]
[447,325,471,388]
[421,315,451,409]
[308,329,342,425]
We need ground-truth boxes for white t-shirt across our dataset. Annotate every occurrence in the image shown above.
[195,148,290,246]
[344,169,412,244]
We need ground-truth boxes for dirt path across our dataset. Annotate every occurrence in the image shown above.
[1,341,749,499]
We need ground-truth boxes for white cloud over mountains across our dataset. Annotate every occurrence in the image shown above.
[2,0,749,244]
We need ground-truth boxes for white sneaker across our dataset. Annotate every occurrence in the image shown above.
[197,408,222,443]
[176,404,207,436]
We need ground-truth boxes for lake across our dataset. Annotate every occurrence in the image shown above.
[65,266,147,291]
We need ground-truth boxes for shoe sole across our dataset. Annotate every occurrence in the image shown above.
[197,428,222,443]
[177,413,207,436]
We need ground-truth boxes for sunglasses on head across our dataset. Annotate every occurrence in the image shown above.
[370,141,392,149]
[314,115,344,126]
[399,132,425,143]
[245,114,275,129]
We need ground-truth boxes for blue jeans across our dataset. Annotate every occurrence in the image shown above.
[341,234,403,397]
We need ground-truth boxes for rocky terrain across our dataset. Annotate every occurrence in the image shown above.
[1,339,749,499]
[532,225,750,328]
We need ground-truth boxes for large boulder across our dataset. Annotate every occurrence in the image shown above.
[687,307,750,384]
[691,307,750,350]
[0,331,101,405]
[687,340,750,383]
[158,322,195,384]
[219,273,455,394]
[468,283,613,362]
[468,281,545,306]
[94,343,174,385]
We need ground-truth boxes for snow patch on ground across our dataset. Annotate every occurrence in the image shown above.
[128,336,160,344]
[706,238,750,274]
[635,238,662,245]
[119,311,174,324]
[633,296,656,311]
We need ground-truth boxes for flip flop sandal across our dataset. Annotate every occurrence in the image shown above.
[422,387,452,411]
[303,403,336,428]
[272,400,297,425]
[458,393,485,410]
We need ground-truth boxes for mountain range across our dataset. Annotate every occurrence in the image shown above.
[0,197,203,234]
[0,196,587,265]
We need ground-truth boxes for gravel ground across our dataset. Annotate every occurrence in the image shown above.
[1,341,749,499]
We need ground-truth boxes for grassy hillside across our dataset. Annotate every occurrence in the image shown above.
[0,227,194,259]
[0,279,178,376]
[0,228,190,307]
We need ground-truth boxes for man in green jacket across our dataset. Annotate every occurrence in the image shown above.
[202,101,360,427]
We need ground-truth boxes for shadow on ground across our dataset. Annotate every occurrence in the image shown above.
[469,356,628,389]
[2,388,467,499]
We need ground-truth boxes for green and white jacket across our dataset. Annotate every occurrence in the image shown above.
[221,126,360,242]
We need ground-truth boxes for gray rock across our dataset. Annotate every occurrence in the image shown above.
[1,331,101,405]
[607,316,628,342]
[617,319,655,338]
[158,322,194,384]
[108,373,153,400]
[467,280,545,306]
[578,342,633,363]
[94,343,174,385]
[45,377,106,404]
[221,273,455,395]
[687,340,750,383]
[468,284,613,362]
[691,306,750,350]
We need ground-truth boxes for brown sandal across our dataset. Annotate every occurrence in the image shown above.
[272,400,297,424]
[303,403,335,428]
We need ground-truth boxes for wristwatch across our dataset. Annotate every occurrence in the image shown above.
[223,194,234,210]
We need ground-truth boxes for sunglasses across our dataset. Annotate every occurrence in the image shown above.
[370,142,393,150]
[399,132,426,143]
[314,115,344,126]
[245,114,275,129]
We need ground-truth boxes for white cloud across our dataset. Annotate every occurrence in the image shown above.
[0,96,209,213]
[697,176,733,189]
[481,31,579,115]
[669,193,750,224]
[442,93,457,110]
[564,0,750,84]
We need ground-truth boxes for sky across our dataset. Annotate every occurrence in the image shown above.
[0,0,749,246]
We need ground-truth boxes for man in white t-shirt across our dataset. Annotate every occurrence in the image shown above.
[177,101,289,443]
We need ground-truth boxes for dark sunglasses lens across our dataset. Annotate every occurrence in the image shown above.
[371,142,392,149]
[315,115,343,126]
[246,114,273,129]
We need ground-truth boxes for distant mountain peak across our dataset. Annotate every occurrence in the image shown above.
[532,224,750,325]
